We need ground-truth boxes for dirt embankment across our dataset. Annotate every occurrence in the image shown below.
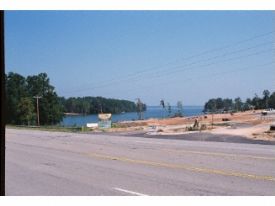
[110,110,275,142]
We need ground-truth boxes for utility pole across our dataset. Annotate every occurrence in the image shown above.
[136,98,144,120]
[211,102,217,129]
[211,112,214,129]
[33,96,42,126]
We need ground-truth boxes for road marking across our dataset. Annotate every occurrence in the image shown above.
[133,141,275,161]
[162,149,275,161]
[10,136,275,161]
[113,187,148,196]
[87,152,275,182]
[134,140,168,145]
[133,140,275,153]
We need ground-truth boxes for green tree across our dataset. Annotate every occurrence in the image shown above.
[268,92,275,109]
[252,94,261,109]
[176,101,183,117]
[136,98,144,120]
[263,90,270,109]
[62,96,138,114]
[204,98,217,113]
[26,73,54,97]
[160,99,166,118]
[243,98,253,110]
[6,72,29,124]
[203,90,275,113]
[16,97,35,125]
[223,98,233,111]
[167,102,172,117]
[41,91,64,124]
[215,98,223,110]
[234,97,243,111]
[26,73,64,125]
[6,72,143,125]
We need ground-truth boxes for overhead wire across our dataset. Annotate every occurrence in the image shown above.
[110,61,275,99]
[58,30,275,96]
[61,43,274,95]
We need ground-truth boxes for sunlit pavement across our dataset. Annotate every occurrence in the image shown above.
[6,128,275,195]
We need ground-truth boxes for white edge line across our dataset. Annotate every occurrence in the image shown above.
[113,187,149,196]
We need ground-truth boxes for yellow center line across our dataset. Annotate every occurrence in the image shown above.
[86,152,275,182]
[161,149,275,161]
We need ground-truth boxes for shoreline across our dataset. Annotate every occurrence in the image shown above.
[7,109,275,144]
[62,106,204,124]
[64,112,83,116]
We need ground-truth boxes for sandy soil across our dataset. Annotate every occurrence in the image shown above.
[109,110,275,142]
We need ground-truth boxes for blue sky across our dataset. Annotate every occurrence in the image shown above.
[5,11,275,105]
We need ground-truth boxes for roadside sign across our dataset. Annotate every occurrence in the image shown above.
[98,113,112,129]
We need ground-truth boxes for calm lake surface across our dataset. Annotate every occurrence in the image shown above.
[61,106,204,127]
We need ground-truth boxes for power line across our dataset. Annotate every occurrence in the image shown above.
[104,41,273,84]
[150,47,274,79]
[102,61,275,98]
[60,45,274,95]
[129,40,273,78]
[107,30,275,82]
[70,60,274,104]
[60,30,274,96]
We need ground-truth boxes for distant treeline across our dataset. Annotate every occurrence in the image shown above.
[59,96,146,115]
[203,90,275,113]
[5,72,146,126]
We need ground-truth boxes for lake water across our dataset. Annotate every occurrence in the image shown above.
[61,106,204,127]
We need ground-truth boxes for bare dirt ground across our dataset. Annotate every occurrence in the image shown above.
[107,110,275,142]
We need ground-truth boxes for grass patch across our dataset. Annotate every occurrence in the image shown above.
[6,125,83,133]
[212,122,231,127]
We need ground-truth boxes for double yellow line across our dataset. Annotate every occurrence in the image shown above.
[87,152,275,182]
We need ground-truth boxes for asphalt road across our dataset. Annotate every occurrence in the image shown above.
[5,128,275,195]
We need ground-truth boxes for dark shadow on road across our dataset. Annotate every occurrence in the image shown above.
[124,132,275,145]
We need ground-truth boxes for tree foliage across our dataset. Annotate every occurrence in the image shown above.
[6,72,64,125]
[175,101,184,117]
[167,102,172,117]
[62,96,143,115]
[6,72,145,125]
[203,90,275,113]
[136,98,146,120]
[16,97,35,125]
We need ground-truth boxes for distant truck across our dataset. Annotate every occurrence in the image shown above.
[261,108,275,115]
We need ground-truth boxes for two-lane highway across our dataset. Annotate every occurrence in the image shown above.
[5,128,275,195]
